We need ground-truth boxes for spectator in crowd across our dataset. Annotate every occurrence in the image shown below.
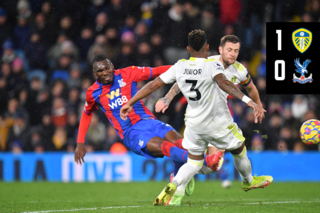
[292,95,309,121]
[51,97,68,128]
[2,39,16,64]
[13,17,30,50]
[6,112,30,151]
[94,12,110,36]
[277,139,288,152]
[120,15,136,36]
[66,87,80,113]
[67,64,82,89]
[136,42,153,67]
[87,0,108,25]
[59,16,77,41]
[25,32,47,70]
[76,27,95,64]
[49,54,72,82]
[52,127,68,150]
[113,43,135,68]
[47,33,68,65]
[87,35,108,67]
[34,112,55,151]
[41,1,57,27]
[17,0,33,23]
[162,3,189,64]
[32,13,56,48]
[251,133,264,152]
[0,8,12,49]
[0,77,8,113]
[104,125,121,150]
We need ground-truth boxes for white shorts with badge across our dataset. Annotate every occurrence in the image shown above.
[182,122,245,155]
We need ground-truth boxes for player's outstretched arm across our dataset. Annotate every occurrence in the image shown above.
[120,77,166,120]
[214,73,266,124]
[244,81,263,107]
[75,111,93,165]
[155,83,180,113]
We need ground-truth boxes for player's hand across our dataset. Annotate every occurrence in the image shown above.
[74,143,86,165]
[155,97,171,113]
[120,104,133,120]
[247,101,266,124]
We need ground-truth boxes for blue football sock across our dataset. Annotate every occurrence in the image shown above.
[173,161,183,175]
[169,146,208,167]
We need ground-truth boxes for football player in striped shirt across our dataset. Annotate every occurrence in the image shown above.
[74,54,223,196]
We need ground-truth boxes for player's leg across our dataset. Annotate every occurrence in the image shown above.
[154,128,209,206]
[227,123,273,192]
[146,120,222,169]
[207,145,231,188]
[146,136,222,169]
[155,153,205,206]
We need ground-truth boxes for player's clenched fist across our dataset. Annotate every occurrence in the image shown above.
[74,143,86,165]
[120,104,133,120]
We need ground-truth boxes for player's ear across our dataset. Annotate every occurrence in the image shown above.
[187,46,191,53]
[218,46,222,54]
[206,43,209,51]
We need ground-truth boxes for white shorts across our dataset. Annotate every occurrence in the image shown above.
[182,122,245,155]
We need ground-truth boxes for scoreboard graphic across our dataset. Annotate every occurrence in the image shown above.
[266,23,319,94]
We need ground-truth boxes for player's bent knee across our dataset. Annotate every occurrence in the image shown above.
[229,142,245,155]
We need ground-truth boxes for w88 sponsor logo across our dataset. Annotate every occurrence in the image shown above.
[108,96,128,109]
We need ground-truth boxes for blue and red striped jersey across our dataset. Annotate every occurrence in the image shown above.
[84,66,170,139]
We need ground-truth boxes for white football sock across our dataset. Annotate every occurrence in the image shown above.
[172,158,204,189]
[232,146,253,183]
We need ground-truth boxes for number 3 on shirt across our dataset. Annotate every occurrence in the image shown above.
[186,80,201,101]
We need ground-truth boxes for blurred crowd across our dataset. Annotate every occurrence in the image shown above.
[0,0,319,153]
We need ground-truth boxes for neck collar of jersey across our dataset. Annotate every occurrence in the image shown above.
[189,57,207,61]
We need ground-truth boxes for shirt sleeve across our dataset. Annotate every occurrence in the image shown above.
[83,89,98,115]
[240,68,252,86]
[123,65,172,82]
[159,63,177,84]
[211,61,225,80]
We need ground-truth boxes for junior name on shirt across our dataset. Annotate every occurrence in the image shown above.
[183,69,202,75]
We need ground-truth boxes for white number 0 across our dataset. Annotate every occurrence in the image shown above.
[275,60,285,81]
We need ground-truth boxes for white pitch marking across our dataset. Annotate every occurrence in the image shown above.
[21,206,141,213]
[19,200,320,213]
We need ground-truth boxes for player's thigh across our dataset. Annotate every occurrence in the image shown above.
[146,136,166,157]
[150,119,182,142]
[164,130,182,143]
[124,129,163,158]
[182,127,208,156]
[205,123,245,151]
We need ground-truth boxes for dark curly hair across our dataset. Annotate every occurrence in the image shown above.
[188,29,207,51]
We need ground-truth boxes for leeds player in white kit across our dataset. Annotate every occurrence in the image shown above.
[120,30,273,206]
[155,35,266,202]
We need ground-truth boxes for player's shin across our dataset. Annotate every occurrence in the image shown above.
[161,141,211,166]
[171,157,204,187]
[232,146,253,183]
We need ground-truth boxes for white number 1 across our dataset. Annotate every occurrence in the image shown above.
[276,30,282,51]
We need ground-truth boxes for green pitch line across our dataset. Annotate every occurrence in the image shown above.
[0,182,319,212]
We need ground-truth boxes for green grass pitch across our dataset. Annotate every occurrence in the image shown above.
[1,181,320,212]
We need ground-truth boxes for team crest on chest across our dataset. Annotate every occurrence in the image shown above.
[118,79,126,87]
[292,28,312,54]
[231,76,237,83]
